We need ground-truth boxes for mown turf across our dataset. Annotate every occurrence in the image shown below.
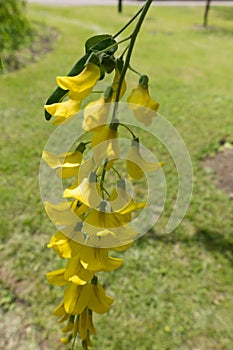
[0,4,232,350]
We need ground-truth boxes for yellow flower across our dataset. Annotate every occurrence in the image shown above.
[64,256,94,285]
[79,247,123,272]
[48,230,122,272]
[126,141,164,180]
[44,99,81,125]
[46,268,67,286]
[83,209,138,247]
[42,149,82,178]
[44,201,83,226]
[88,280,114,314]
[56,63,100,100]
[127,75,159,126]
[63,279,113,316]
[110,181,146,214]
[91,125,119,167]
[47,231,82,258]
[82,96,111,131]
[46,257,94,287]
[64,283,91,315]
[63,177,102,209]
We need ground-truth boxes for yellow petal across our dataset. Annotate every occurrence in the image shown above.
[110,186,146,214]
[63,178,101,209]
[83,211,136,247]
[88,283,114,314]
[64,256,94,285]
[47,231,79,258]
[44,99,81,126]
[126,145,163,180]
[87,309,96,335]
[91,126,119,166]
[60,336,71,345]
[127,85,159,126]
[83,96,110,131]
[78,157,96,183]
[64,283,91,315]
[56,63,100,100]
[79,308,88,340]
[42,150,82,171]
[97,248,123,272]
[42,150,60,168]
[53,302,66,317]
[126,158,143,180]
[79,247,103,272]
[44,201,80,226]
[46,268,67,286]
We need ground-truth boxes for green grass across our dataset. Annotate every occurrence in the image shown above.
[0,4,233,350]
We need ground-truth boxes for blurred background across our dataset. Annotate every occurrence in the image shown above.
[0,1,233,349]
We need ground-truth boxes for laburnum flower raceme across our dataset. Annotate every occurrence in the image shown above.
[42,0,162,348]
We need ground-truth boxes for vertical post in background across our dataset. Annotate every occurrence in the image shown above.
[118,0,123,13]
[203,0,211,27]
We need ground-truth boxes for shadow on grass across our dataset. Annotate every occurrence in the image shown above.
[139,228,233,264]
[193,24,233,37]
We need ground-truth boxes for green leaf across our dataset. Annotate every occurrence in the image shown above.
[85,34,118,55]
[85,34,111,52]
[68,52,90,77]
[44,53,90,120]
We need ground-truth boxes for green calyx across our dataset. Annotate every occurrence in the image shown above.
[88,171,97,183]
[85,52,100,66]
[139,75,149,88]
[104,86,114,100]
[132,137,140,147]
[116,57,124,72]
[100,53,116,73]
[76,142,86,153]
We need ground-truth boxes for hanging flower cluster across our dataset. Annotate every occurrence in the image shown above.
[42,1,163,349]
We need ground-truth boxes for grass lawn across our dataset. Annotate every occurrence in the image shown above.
[0,3,233,350]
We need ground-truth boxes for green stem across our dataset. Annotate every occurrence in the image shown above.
[113,5,144,38]
[129,64,142,76]
[112,166,122,180]
[112,0,153,120]
[100,161,108,199]
[119,122,137,139]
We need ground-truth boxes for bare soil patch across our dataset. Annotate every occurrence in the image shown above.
[203,147,233,198]
[2,24,59,72]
